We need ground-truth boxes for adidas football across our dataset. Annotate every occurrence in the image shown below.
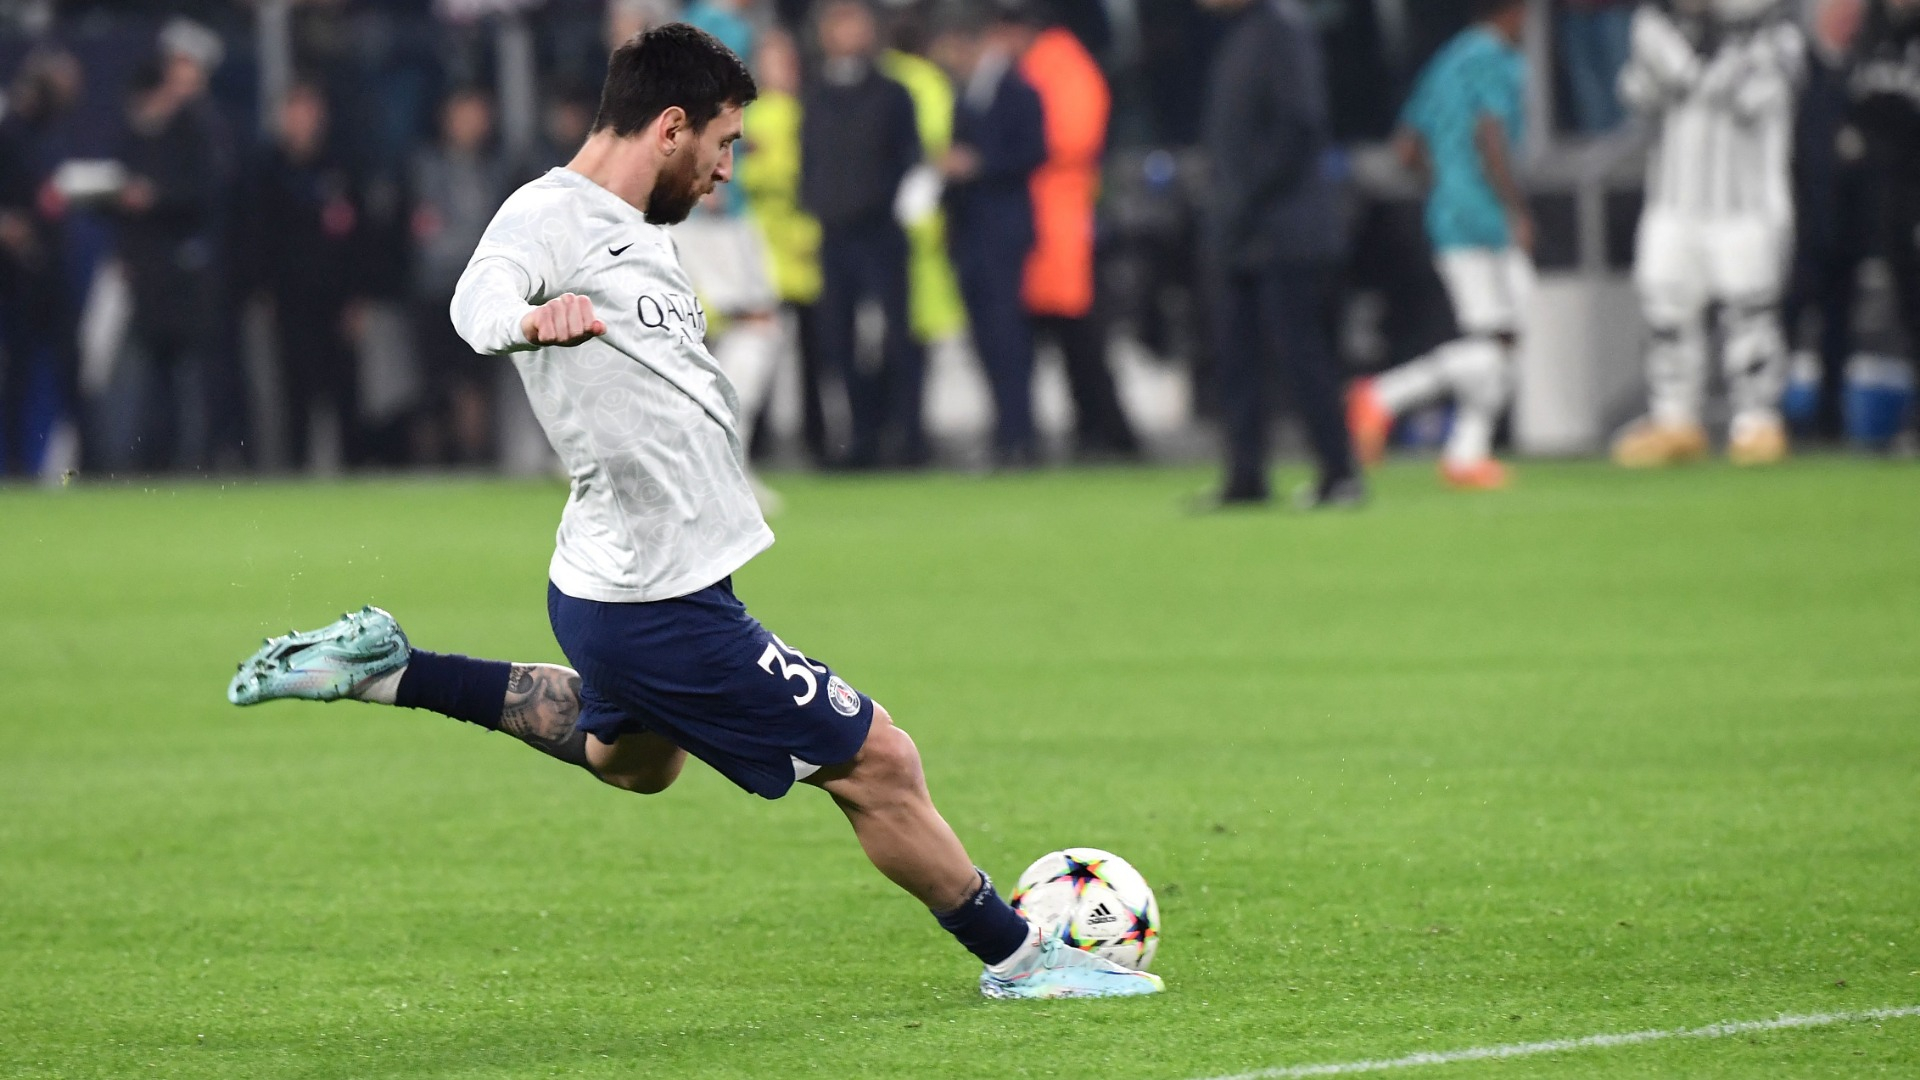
[1010,847,1160,971]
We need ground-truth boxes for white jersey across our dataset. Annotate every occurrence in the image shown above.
[451,168,773,603]
[1620,6,1803,220]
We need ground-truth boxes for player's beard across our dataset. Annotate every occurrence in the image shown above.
[645,149,703,225]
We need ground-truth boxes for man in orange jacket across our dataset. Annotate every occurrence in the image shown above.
[1000,2,1139,460]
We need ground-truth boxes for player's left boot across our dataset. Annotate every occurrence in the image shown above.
[979,934,1166,1000]
[1727,412,1789,466]
[1439,458,1510,491]
[227,606,410,706]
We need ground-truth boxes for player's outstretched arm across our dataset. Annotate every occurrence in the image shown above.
[520,293,607,348]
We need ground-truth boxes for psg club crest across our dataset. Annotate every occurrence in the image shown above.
[826,676,861,717]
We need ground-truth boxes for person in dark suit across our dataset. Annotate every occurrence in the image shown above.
[1849,0,1920,438]
[801,0,926,468]
[933,5,1048,467]
[1198,0,1361,507]
[115,54,231,473]
[1783,0,1870,442]
[0,49,82,477]
[239,80,368,471]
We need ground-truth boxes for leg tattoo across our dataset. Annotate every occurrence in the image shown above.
[500,663,594,770]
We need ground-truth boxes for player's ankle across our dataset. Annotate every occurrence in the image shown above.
[985,921,1045,977]
[356,665,406,705]
[933,868,1031,967]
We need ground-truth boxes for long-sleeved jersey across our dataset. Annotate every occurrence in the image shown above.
[1619,4,1805,219]
[451,167,773,603]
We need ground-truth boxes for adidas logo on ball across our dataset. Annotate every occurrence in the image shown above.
[1086,902,1119,927]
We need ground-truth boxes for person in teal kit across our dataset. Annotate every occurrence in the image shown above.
[1348,0,1533,491]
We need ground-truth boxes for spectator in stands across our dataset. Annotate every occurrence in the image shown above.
[529,81,599,175]
[880,9,969,468]
[410,87,511,465]
[933,4,1047,468]
[683,0,758,60]
[0,49,82,478]
[607,0,681,52]
[159,17,247,470]
[740,29,828,462]
[1559,0,1634,134]
[1785,0,1870,441]
[115,49,229,472]
[240,81,367,471]
[801,0,924,469]
[998,0,1140,461]
[1197,0,1360,507]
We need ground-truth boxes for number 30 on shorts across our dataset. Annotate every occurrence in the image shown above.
[757,635,827,706]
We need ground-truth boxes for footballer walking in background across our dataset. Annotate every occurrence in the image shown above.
[223,25,1160,1002]
[1347,0,1533,492]
[1609,0,1805,467]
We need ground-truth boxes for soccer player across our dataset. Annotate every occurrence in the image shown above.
[224,25,1160,1002]
[1347,0,1532,491]
[1609,0,1804,467]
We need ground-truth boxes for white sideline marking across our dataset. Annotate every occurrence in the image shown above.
[1193,1005,1920,1080]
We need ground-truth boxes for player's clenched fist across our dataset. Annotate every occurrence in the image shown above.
[521,293,607,348]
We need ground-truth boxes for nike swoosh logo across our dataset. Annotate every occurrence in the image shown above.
[609,243,633,256]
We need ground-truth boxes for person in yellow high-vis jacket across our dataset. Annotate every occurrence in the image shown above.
[740,30,829,462]
[879,47,968,346]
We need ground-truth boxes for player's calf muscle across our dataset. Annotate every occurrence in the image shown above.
[586,730,686,794]
[501,664,595,770]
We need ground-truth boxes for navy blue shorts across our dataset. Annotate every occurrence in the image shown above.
[547,579,875,799]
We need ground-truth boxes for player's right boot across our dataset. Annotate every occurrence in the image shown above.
[227,606,410,706]
[1346,378,1393,468]
[1611,417,1708,468]
[979,934,1166,1000]
[1439,457,1510,491]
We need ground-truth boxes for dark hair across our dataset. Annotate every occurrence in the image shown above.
[1472,0,1525,18]
[592,23,758,137]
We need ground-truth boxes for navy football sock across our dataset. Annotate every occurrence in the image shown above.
[933,870,1030,966]
[394,649,512,731]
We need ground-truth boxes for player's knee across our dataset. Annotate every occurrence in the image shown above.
[854,705,926,794]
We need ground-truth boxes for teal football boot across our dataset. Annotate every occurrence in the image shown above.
[979,935,1166,1000]
[227,606,410,706]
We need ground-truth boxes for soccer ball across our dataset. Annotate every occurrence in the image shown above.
[1010,847,1161,971]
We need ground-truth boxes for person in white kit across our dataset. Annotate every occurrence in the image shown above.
[1611,0,1806,467]
[224,24,1161,1001]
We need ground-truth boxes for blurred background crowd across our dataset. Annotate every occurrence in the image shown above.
[0,0,1913,484]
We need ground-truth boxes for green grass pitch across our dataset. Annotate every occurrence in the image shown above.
[3,459,1918,1078]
